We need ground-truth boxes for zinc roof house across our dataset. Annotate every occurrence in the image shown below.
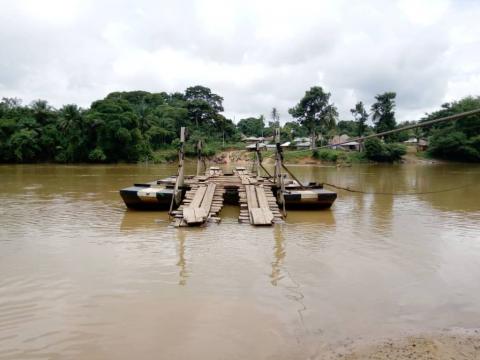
[243,136,265,144]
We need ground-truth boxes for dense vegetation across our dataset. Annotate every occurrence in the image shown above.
[0,85,478,163]
[364,138,406,162]
[0,87,239,163]
[422,97,480,162]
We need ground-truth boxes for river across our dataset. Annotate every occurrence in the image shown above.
[0,163,479,359]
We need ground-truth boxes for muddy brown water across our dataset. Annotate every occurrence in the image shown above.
[0,163,479,359]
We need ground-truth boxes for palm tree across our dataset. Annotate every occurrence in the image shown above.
[58,104,83,133]
[271,107,280,127]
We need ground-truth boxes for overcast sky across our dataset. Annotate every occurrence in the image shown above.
[1,0,479,123]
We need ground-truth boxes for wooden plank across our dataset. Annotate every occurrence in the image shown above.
[262,209,274,223]
[245,185,258,209]
[183,207,208,224]
[200,183,216,210]
[256,186,269,209]
[243,184,274,225]
[250,208,273,225]
[190,186,207,208]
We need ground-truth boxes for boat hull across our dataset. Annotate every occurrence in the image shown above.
[283,188,337,209]
[120,186,175,210]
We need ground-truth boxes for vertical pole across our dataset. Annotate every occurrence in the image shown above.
[169,127,186,216]
[196,139,202,176]
[274,128,286,216]
[253,142,260,176]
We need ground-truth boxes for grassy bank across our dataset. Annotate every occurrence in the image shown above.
[256,149,369,165]
[151,142,245,163]
[151,146,433,166]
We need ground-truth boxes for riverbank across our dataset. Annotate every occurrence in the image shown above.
[320,329,480,359]
[203,148,442,167]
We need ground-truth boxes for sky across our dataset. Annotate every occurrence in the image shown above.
[0,0,479,123]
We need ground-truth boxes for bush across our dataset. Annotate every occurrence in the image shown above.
[387,143,407,160]
[428,129,480,162]
[347,151,368,163]
[152,148,178,163]
[312,149,345,162]
[88,148,107,162]
[364,138,406,162]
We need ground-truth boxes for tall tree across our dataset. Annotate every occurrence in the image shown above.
[371,92,396,141]
[350,101,369,137]
[30,99,55,125]
[185,85,224,128]
[237,116,265,137]
[57,104,86,162]
[288,86,338,149]
[271,107,280,127]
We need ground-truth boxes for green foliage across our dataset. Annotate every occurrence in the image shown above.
[281,121,308,140]
[336,120,358,137]
[395,120,422,142]
[424,96,480,162]
[364,138,406,162]
[347,151,368,163]
[185,85,224,128]
[288,86,338,148]
[8,128,40,161]
[0,88,240,163]
[152,148,178,163]
[1,89,478,164]
[88,148,107,162]
[350,101,368,137]
[428,130,480,161]
[237,116,265,137]
[312,149,340,162]
[371,92,397,142]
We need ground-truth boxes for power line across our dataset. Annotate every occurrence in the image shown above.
[323,182,477,196]
[322,107,480,149]
[282,107,480,153]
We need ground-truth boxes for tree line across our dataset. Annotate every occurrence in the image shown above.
[1,85,479,163]
[0,86,238,163]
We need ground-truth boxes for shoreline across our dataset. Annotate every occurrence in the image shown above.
[318,328,480,359]
[0,150,460,166]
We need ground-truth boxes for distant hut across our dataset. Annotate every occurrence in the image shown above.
[418,139,429,151]
[404,138,429,151]
[404,138,418,145]
[245,142,266,151]
[339,141,360,151]
[243,136,265,144]
[295,142,311,150]
[329,134,351,150]
[293,137,311,149]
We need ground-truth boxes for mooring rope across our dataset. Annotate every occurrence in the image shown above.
[322,182,477,196]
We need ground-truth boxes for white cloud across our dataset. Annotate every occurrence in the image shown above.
[0,0,479,121]
[397,0,450,26]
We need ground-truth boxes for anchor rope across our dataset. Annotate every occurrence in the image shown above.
[322,182,477,196]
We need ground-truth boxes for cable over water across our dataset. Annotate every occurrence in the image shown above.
[323,182,476,196]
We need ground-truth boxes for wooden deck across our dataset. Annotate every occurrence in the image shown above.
[171,168,283,227]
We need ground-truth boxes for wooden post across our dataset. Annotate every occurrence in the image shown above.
[169,127,186,215]
[253,142,260,176]
[274,128,285,213]
[196,139,203,176]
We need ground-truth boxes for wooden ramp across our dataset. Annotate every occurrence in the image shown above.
[240,184,283,226]
[171,168,283,227]
[173,183,218,227]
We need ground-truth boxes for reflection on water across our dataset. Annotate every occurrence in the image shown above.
[0,163,479,359]
[271,225,286,286]
[176,230,188,286]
